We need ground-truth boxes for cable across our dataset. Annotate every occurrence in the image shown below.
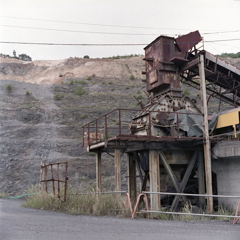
[2,15,240,35]
[202,30,240,35]
[0,24,160,36]
[0,41,147,46]
[0,15,198,31]
[0,39,239,46]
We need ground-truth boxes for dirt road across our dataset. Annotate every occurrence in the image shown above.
[0,199,239,240]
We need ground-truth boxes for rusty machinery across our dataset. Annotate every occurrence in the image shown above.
[82,30,240,211]
[129,30,240,210]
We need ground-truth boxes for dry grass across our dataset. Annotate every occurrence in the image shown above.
[22,188,130,217]
[0,192,8,198]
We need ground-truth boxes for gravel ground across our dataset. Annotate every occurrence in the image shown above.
[0,199,240,240]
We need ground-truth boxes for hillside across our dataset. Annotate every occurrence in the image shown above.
[0,55,145,84]
[0,55,239,195]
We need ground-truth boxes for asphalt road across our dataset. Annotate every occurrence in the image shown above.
[0,199,239,240]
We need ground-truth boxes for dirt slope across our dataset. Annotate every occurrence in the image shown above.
[0,56,145,84]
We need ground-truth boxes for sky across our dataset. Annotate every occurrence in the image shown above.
[1,0,240,60]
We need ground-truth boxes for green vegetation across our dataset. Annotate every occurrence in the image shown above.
[25,90,31,96]
[88,152,96,156]
[108,81,113,85]
[102,54,141,59]
[217,52,240,58]
[0,192,8,198]
[135,94,143,100]
[80,114,88,119]
[129,75,135,80]
[87,76,92,80]
[83,55,90,59]
[70,79,74,85]
[126,87,129,90]
[75,85,87,96]
[22,189,129,217]
[183,87,190,96]
[19,53,32,61]
[1,53,32,61]
[6,84,13,93]
[54,93,64,100]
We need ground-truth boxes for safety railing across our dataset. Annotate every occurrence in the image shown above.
[141,191,240,224]
[40,162,68,202]
[81,108,205,147]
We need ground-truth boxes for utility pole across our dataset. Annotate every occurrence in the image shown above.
[198,54,213,213]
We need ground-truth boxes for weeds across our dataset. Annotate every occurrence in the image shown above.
[6,84,13,93]
[0,192,8,198]
[129,75,135,80]
[22,188,130,217]
[88,152,96,156]
[80,114,88,119]
[183,87,190,96]
[75,85,87,96]
[26,90,31,96]
[135,94,143,100]
[54,93,64,100]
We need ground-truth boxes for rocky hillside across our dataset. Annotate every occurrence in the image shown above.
[0,55,239,195]
[0,75,147,195]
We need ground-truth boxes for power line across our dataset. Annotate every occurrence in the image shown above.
[0,41,147,46]
[2,24,240,38]
[0,24,161,36]
[0,39,239,46]
[2,15,240,35]
[0,15,196,31]
[202,30,240,35]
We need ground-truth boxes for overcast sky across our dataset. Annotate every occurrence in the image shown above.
[1,0,240,60]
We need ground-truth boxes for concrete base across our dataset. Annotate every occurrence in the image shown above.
[212,158,240,210]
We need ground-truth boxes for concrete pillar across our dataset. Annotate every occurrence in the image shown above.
[96,152,102,192]
[149,150,160,210]
[127,153,137,203]
[114,149,121,191]
[198,54,213,213]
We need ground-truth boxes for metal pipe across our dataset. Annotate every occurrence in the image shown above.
[143,191,240,198]
[69,191,126,195]
[140,210,240,219]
